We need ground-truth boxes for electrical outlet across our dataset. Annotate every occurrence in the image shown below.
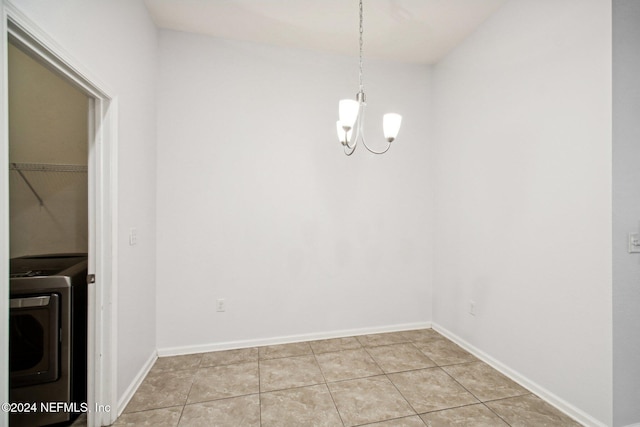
[469,300,476,316]
[216,298,226,312]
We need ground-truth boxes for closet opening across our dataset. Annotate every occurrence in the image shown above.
[8,38,89,427]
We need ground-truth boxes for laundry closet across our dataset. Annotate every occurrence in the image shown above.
[8,41,89,427]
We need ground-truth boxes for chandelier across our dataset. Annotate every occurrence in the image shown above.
[336,0,402,156]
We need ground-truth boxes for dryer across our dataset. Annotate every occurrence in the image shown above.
[9,254,88,427]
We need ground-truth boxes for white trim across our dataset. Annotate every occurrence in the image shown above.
[103,98,119,426]
[431,322,608,427]
[4,2,112,97]
[116,351,157,417]
[1,2,118,426]
[0,5,10,427]
[86,98,98,425]
[158,322,432,357]
[89,96,119,426]
[622,424,640,427]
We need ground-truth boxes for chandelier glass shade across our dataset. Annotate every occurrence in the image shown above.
[336,0,402,156]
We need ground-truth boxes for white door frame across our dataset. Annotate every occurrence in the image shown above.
[0,3,118,426]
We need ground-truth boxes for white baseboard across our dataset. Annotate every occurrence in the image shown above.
[157,321,432,357]
[117,350,158,417]
[622,423,640,427]
[431,323,608,427]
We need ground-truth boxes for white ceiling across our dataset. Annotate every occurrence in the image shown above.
[144,0,507,64]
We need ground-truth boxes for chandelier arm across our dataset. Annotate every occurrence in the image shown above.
[354,102,391,155]
[344,124,359,151]
[360,132,392,155]
[350,105,364,148]
[356,102,391,154]
[344,142,357,156]
[342,102,364,151]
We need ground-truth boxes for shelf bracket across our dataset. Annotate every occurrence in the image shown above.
[10,162,44,206]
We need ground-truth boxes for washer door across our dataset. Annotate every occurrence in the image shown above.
[10,294,60,387]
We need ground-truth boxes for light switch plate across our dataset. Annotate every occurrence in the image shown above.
[629,232,640,253]
[129,228,138,246]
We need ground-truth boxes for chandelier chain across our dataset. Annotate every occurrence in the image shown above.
[359,0,364,93]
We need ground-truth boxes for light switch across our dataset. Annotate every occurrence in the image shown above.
[628,232,640,253]
[129,228,138,246]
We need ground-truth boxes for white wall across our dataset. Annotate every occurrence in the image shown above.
[432,0,612,425]
[10,0,159,400]
[613,1,640,425]
[156,31,432,351]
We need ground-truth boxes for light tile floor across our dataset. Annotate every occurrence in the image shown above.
[105,329,582,426]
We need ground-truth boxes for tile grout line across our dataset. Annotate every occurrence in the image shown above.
[351,414,428,427]
[176,359,201,427]
[310,341,347,427]
[481,401,514,427]
[418,402,502,421]
[258,355,262,427]
[175,404,187,427]
[363,333,503,423]
[414,341,580,425]
[362,337,423,421]
[435,362,519,426]
[480,393,548,427]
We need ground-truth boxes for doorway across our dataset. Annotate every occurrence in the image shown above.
[1,7,118,427]
[8,38,89,426]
